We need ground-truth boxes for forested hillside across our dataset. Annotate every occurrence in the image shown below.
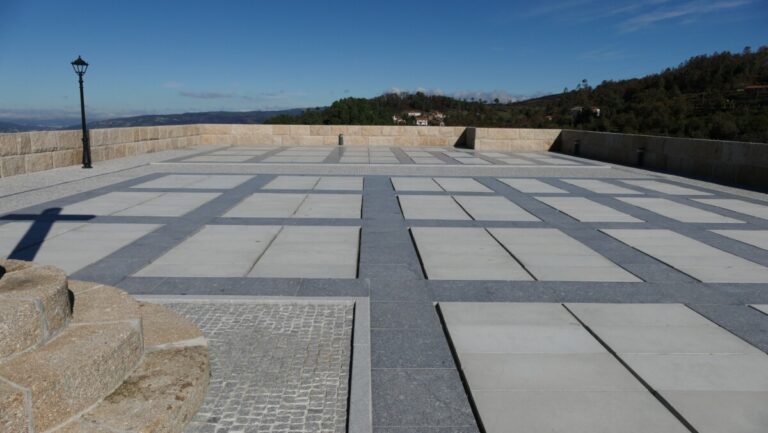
[267,47,768,143]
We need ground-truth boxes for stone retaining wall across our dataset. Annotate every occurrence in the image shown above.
[2,124,766,191]
[0,124,561,177]
[557,129,768,190]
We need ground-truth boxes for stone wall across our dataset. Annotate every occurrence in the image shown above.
[0,124,562,177]
[557,129,768,190]
[0,125,203,177]
[196,124,469,147]
[2,124,765,191]
[468,127,562,151]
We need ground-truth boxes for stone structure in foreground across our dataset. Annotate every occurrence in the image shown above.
[0,259,210,433]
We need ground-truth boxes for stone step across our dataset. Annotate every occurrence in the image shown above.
[57,346,210,433]
[1,275,208,433]
[0,259,71,359]
[0,321,143,432]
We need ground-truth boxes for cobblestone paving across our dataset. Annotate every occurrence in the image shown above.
[164,302,354,433]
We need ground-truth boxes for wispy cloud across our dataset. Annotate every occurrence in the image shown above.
[619,0,752,32]
[178,90,236,99]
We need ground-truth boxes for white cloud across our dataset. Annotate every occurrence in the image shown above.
[619,0,752,32]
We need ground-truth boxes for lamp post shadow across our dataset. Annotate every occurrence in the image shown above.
[3,208,95,262]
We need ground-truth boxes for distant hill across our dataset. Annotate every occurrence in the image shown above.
[267,46,768,143]
[75,109,305,130]
[0,121,54,133]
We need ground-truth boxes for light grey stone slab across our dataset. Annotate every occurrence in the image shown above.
[391,177,442,192]
[224,193,307,218]
[453,196,540,221]
[618,197,743,223]
[498,178,566,193]
[622,353,768,391]
[472,390,689,433]
[603,229,768,283]
[455,157,492,165]
[445,151,472,158]
[410,227,532,280]
[292,194,362,219]
[440,302,580,327]
[248,226,360,278]
[663,390,768,433]
[340,157,369,163]
[712,230,768,251]
[537,196,643,223]
[263,156,326,163]
[208,150,267,156]
[136,225,281,277]
[478,152,509,158]
[497,158,536,165]
[694,198,768,220]
[131,174,253,189]
[411,157,445,164]
[0,221,84,253]
[7,223,160,274]
[184,155,255,162]
[561,179,642,194]
[62,191,220,217]
[448,324,605,354]
[533,157,581,165]
[263,175,319,190]
[433,177,492,193]
[489,228,640,282]
[114,192,221,217]
[398,195,470,220]
[753,305,768,315]
[314,176,364,191]
[621,179,713,195]
[61,191,162,215]
[593,325,761,355]
[460,353,644,391]
[567,303,715,327]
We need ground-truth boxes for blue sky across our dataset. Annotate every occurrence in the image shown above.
[0,0,766,122]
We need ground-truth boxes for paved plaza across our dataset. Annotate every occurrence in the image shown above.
[1,144,768,432]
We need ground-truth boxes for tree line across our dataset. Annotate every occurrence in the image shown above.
[267,47,768,143]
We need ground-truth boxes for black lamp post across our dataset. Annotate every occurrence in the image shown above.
[71,56,92,168]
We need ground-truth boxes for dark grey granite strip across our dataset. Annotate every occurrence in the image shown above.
[389,147,414,164]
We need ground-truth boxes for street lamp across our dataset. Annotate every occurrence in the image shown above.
[71,56,92,168]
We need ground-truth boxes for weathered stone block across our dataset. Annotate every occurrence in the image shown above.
[52,149,79,168]
[25,153,53,173]
[0,134,19,156]
[0,321,143,432]
[0,382,28,433]
[28,131,60,153]
[0,155,27,177]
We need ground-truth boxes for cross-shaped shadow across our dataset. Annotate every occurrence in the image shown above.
[2,208,95,262]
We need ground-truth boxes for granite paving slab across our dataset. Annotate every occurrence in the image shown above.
[537,196,643,223]
[694,198,768,220]
[603,229,768,283]
[498,178,566,193]
[618,197,743,223]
